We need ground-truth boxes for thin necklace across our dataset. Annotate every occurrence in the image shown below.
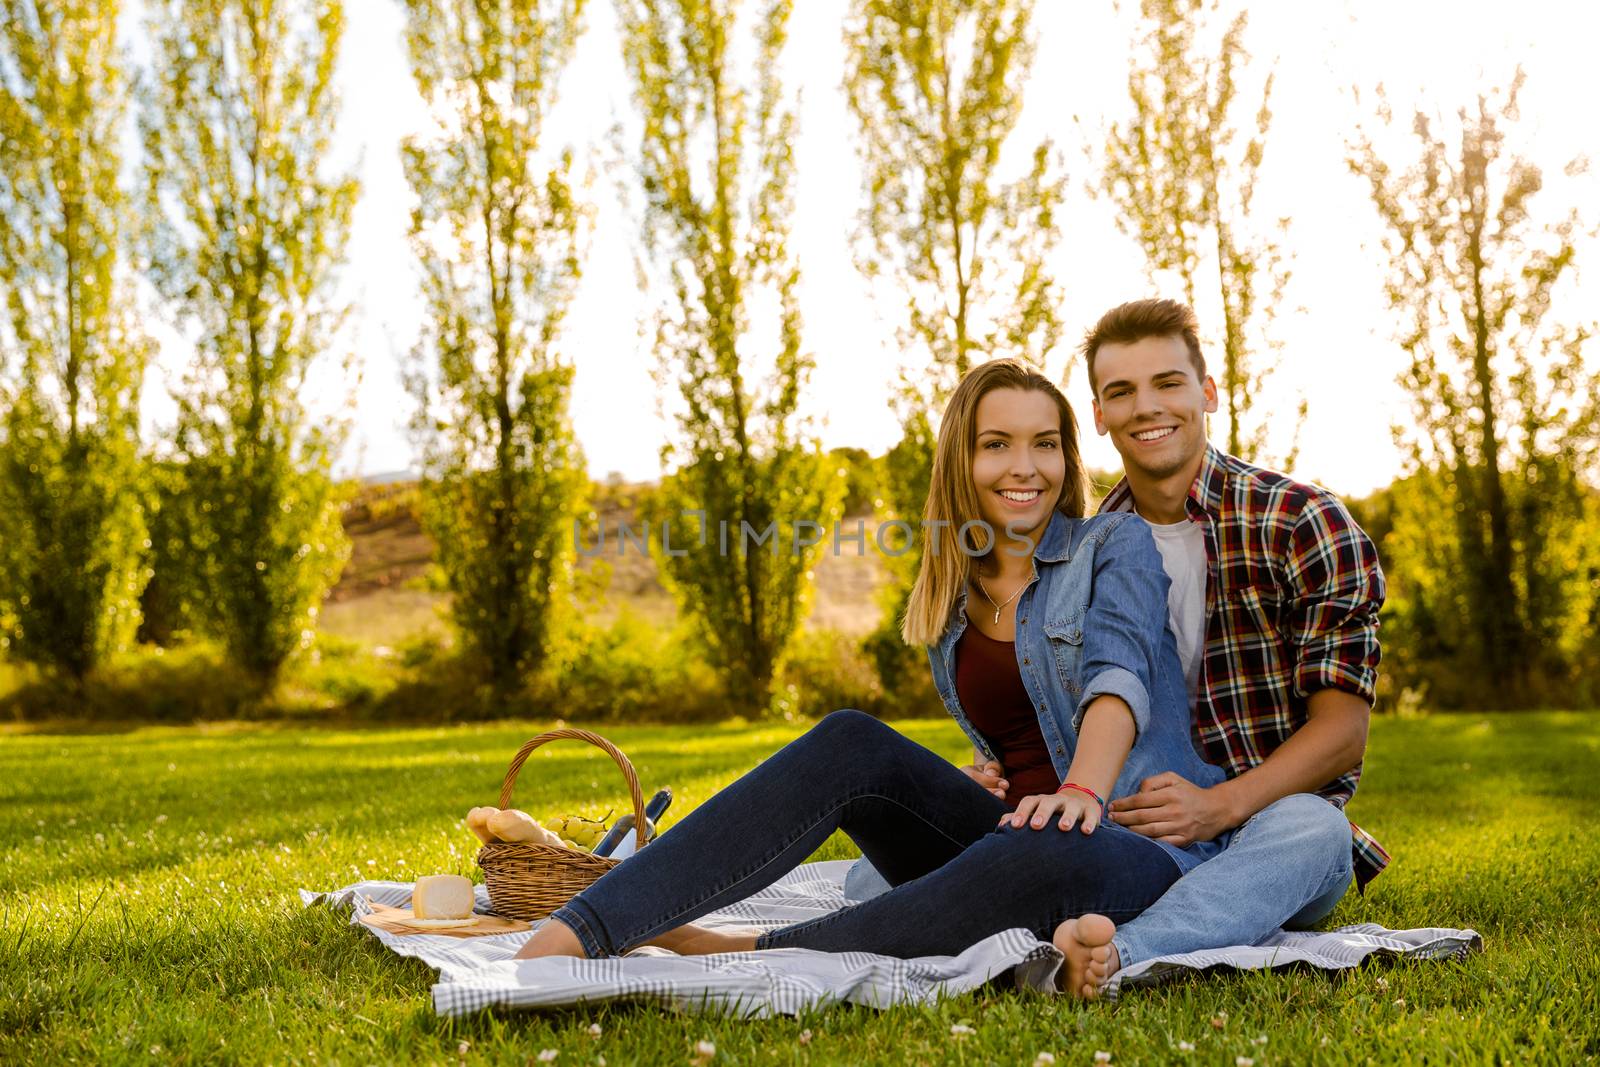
[975,572,1027,626]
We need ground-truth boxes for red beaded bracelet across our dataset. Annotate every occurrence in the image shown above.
[1056,781,1106,811]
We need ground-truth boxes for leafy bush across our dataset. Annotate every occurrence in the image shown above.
[773,628,888,720]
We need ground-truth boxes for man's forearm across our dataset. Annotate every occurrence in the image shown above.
[1214,688,1370,824]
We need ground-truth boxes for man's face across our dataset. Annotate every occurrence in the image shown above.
[1091,334,1217,481]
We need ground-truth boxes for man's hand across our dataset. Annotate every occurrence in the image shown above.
[960,759,1008,800]
[1107,772,1241,846]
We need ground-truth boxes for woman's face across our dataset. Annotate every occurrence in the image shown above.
[970,386,1067,551]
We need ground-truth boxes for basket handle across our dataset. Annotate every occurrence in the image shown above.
[497,728,649,853]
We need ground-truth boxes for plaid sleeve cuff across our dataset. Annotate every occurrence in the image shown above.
[1076,667,1151,738]
[1293,656,1378,704]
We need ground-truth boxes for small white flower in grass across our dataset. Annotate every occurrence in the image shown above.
[1094,1053,1112,1064]
[149,1046,162,1056]
[1210,1012,1228,1030]
[1252,1035,1267,1046]
[1177,1042,1195,1052]
[1236,1058,1254,1067]
[1394,998,1406,1008]
[1375,976,1389,991]
[1033,1053,1056,1065]
[1320,1036,1331,1047]
[949,1024,976,1037]
[690,1038,716,1064]
[33,835,43,844]
[366,859,377,867]
[457,1040,470,1055]
[597,1058,607,1067]
[587,1023,602,1038]
[537,1051,558,1063]
[798,1030,813,1046]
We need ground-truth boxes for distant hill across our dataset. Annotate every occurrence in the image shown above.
[359,469,421,486]
[323,480,887,647]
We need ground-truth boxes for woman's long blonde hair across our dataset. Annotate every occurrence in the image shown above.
[900,359,1088,646]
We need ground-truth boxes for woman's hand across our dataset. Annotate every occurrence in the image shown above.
[960,759,1008,800]
[1000,790,1104,833]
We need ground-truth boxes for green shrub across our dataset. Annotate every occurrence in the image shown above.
[535,613,727,723]
[773,628,888,720]
[0,642,263,722]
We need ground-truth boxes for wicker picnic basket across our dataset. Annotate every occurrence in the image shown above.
[477,728,650,920]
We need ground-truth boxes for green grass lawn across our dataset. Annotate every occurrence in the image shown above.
[3,712,1597,1065]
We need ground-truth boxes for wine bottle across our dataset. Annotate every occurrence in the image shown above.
[596,787,672,859]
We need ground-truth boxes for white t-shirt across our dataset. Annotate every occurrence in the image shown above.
[1144,516,1207,705]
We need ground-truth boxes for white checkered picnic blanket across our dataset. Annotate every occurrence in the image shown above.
[299,860,1481,1017]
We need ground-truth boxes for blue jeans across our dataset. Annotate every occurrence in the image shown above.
[1110,792,1355,967]
[842,793,1357,966]
[550,709,1185,959]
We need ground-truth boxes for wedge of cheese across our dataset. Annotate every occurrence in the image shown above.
[412,874,475,920]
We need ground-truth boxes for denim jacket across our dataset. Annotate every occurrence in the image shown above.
[927,509,1227,873]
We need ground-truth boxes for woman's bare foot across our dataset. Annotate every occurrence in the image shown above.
[1052,914,1120,999]
[511,917,758,960]
[513,916,589,960]
[642,922,759,956]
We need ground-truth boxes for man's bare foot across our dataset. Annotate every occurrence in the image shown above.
[513,915,588,960]
[1052,914,1120,1000]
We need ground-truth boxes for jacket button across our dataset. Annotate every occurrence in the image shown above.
[1022,657,1030,665]
[1019,617,1027,624]
[1055,746,1065,755]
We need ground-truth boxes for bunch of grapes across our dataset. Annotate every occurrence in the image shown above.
[544,812,610,851]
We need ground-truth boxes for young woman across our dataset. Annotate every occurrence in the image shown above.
[514,359,1227,998]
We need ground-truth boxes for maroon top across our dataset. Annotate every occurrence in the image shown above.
[955,621,1059,809]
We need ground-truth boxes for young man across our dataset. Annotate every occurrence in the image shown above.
[1052,297,1387,997]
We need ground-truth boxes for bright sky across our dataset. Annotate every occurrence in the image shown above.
[144,0,1600,497]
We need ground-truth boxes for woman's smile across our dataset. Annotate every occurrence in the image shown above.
[996,487,1046,510]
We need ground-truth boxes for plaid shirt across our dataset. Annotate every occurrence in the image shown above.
[1100,446,1390,887]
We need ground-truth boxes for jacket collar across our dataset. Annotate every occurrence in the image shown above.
[1032,508,1074,563]
[944,509,1070,647]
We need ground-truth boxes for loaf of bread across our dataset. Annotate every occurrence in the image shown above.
[486,808,563,847]
[465,806,499,844]
[412,874,475,920]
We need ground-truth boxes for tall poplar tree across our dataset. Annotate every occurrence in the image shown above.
[616,0,841,711]
[400,0,591,700]
[843,0,1064,700]
[140,0,355,686]
[0,0,149,680]
[1103,0,1296,465]
[1349,71,1600,708]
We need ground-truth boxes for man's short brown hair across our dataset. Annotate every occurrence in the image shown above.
[1080,298,1207,393]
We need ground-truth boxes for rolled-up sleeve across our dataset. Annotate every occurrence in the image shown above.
[1074,518,1173,738]
[1284,494,1386,703]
